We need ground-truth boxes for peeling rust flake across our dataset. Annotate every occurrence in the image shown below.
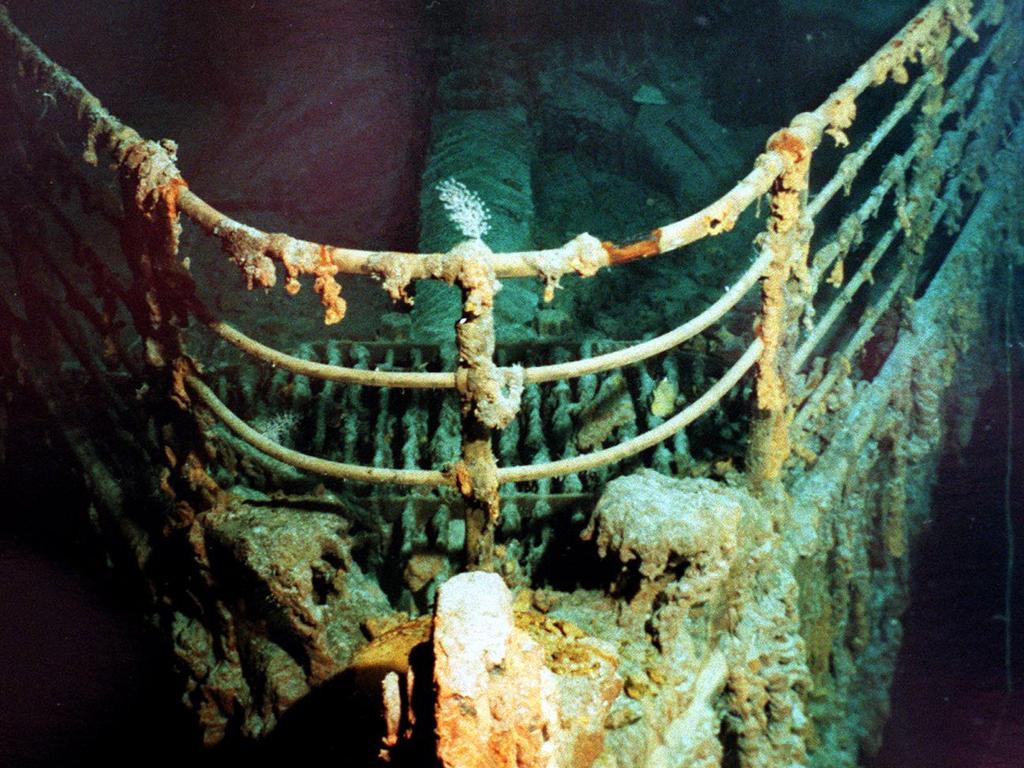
[313,244,346,325]
[601,229,662,264]
[768,130,807,166]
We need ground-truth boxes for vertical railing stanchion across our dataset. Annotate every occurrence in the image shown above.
[451,240,523,572]
[748,117,820,487]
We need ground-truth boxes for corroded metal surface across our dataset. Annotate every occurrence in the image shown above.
[0,0,1021,762]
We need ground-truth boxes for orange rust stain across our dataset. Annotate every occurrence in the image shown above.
[601,229,662,264]
[184,451,220,495]
[893,39,904,48]
[453,461,473,496]
[314,244,346,324]
[769,130,807,165]
[160,177,188,221]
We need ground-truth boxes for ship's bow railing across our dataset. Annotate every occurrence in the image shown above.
[0,0,1017,569]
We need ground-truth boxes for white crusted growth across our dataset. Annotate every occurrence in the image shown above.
[433,571,513,698]
[215,220,278,289]
[475,365,525,430]
[527,232,607,302]
[584,470,743,582]
[436,177,492,241]
[252,410,300,445]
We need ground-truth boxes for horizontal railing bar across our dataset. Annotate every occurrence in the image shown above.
[806,8,1001,220]
[807,152,911,296]
[794,265,912,434]
[807,77,931,221]
[186,338,762,486]
[740,0,965,177]
[0,4,771,290]
[795,52,1016,433]
[1,0,971,292]
[207,321,457,389]
[794,199,951,431]
[651,157,782,255]
[175,0,974,282]
[523,246,772,383]
[205,245,772,388]
[176,159,781,286]
[645,0,994,263]
[942,10,1011,106]
[496,338,762,483]
[186,374,451,486]
[805,26,1006,298]
[793,219,901,373]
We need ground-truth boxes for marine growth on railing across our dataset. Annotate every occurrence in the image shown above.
[0,0,1012,569]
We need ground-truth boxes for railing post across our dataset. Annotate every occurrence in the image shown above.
[451,240,524,571]
[748,118,819,487]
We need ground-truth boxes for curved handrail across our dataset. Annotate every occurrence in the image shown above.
[0,0,969,290]
[497,338,762,483]
[204,245,772,388]
[207,320,457,389]
[0,0,998,491]
[179,172,779,284]
[186,374,450,486]
[203,0,996,396]
[522,245,771,384]
[185,339,762,485]
[173,0,973,287]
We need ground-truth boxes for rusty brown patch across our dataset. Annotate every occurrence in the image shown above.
[159,177,188,221]
[313,244,346,324]
[768,130,807,165]
[453,460,473,496]
[601,229,662,264]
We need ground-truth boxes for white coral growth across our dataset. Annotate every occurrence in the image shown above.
[252,410,300,445]
[436,177,491,240]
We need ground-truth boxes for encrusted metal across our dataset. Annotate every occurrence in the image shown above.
[0,0,1021,760]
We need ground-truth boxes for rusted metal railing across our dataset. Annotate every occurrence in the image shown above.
[0,0,1016,569]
